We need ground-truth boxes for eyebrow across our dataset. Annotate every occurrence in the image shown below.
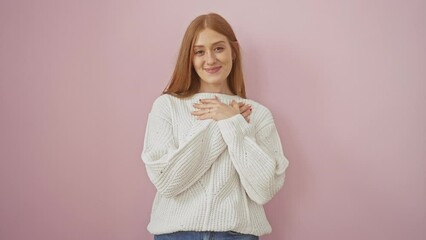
[194,40,226,48]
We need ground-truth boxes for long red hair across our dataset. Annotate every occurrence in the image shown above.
[163,13,246,98]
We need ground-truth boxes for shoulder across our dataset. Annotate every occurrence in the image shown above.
[149,94,178,118]
[243,98,275,127]
[150,93,193,119]
[150,93,182,110]
[153,92,181,104]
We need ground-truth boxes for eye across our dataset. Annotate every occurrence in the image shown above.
[214,47,224,52]
[194,50,204,55]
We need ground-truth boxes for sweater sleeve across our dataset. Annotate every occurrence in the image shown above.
[217,109,289,205]
[141,95,226,198]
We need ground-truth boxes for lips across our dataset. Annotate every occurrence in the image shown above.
[204,66,221,74]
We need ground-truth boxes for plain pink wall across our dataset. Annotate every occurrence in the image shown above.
[1,0,425,239]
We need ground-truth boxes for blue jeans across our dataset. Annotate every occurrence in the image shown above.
[153,231,259,240]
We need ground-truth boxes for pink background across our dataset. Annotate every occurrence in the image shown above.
[1,0,425,239]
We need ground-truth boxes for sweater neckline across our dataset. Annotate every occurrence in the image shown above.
[192,92,242,99]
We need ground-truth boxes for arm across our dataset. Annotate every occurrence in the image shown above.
[217,109,289,205]
[141,96,226,198]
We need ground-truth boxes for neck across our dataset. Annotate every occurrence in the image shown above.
[199,83,232,95]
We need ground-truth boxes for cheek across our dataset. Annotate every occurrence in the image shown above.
[221,52,233,63]
[192,58,202,69]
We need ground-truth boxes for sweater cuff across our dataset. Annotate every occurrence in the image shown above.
[217,114,254,143]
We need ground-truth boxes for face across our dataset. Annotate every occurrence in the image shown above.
[192,28,234,92]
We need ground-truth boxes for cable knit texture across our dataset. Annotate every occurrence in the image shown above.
[141,92,289,236]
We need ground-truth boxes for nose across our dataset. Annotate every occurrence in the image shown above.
[205,51,217,65]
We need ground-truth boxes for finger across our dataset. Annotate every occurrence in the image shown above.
[200,98,221,104]
[193,103,216,109]
[231,100,240,109]
[191,108,210,116]
[198,97,216,101]
[197,113,211,120]
[239,104,251,113]
[191,110,204,116]
[241,108,252,118]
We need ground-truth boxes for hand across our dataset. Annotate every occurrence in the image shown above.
[238,102,252,123]
[191,96,252,122]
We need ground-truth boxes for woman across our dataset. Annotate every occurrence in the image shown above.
[141,12,289,240]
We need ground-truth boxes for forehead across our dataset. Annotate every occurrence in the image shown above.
[194,28,228,46]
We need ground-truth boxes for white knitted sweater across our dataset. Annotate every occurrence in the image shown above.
[141,92,289,236]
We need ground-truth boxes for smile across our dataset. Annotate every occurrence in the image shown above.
[204,66,221,74]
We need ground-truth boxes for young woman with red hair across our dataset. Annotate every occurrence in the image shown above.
[141,12,289,240]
